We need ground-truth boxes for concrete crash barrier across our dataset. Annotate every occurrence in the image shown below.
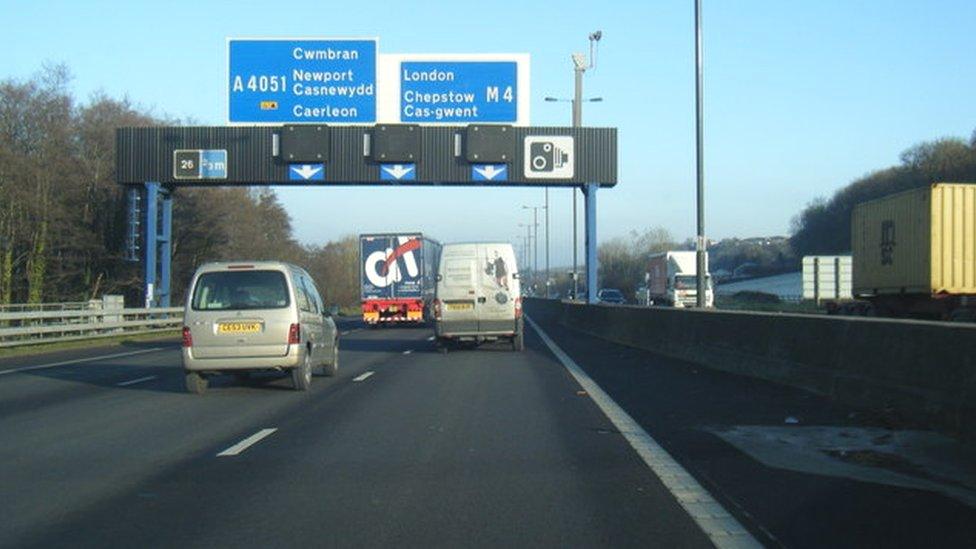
[525,298,976,438]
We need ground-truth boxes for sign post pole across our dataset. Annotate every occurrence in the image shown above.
[142,182,159,308]
[159,189,173,308]
[585,182,598,304]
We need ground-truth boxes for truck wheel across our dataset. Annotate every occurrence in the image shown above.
[292,352,312,391]
[185,372,208,394]
[322,340,339,377]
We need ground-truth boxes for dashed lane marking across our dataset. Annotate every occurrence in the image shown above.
[352,371,375,382]
[217,428,278,457]
[116,375,158,387]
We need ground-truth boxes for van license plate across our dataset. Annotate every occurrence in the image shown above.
[218,322,261,334]
[446,302,473,311]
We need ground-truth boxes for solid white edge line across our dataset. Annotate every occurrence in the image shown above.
[352,371,374,382]
[116,375,158,387]
[216,428,278,457]
[0,347,166,376]
[402,350,412,355]
[525,315,761,549]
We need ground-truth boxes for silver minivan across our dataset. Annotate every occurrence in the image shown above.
[433,242,523,351]
[181,261,339,394]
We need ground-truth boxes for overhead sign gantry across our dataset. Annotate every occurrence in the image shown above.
[122,37,615,308]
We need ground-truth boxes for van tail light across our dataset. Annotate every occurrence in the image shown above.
[182,326,193,348]
[288,323,301,344]
[514,297,523,319]
[433,299,442,320]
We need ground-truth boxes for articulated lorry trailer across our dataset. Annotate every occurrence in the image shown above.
[847,183,976,320]
[360,233,441,326]
[644,250,714,307]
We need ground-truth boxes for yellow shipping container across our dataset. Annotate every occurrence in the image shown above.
[852,183,976,296]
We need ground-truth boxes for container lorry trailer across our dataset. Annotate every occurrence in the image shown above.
[848,183,976,320]
[644,251,714,307]
[360,233,441,325]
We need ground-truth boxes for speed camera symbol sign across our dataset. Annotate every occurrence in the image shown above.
[523,136,574,179]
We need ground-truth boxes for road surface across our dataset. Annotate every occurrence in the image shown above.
[0,307,973,548]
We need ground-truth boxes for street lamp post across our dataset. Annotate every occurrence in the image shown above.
[694,0,707,307]
[518,223,533,280]
[544,30,601,300]
[522,205,544,280]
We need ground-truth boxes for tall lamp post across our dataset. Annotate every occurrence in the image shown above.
[694,0,707,307]
[522,204,544,288]
[518,222,534,285]
[544,30,602,300]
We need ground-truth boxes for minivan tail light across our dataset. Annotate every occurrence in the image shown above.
[288,323,301,344]
[433,299,442,320]
[182,326,193,348]
[514,297,523,319]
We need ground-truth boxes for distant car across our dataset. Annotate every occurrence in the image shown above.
[597,288,626,304]
[181,261,339,394]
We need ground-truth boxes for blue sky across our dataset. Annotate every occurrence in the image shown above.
[2,0,975,266]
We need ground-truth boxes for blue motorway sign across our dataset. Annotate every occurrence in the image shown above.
[400,61,517,123]
[229,39,377,124]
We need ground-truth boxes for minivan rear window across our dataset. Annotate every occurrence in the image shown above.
[191,270,290,310]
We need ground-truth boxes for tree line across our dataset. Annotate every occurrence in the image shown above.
[790,130,976,256]
[598,130,976,299]
[0,66,361,308]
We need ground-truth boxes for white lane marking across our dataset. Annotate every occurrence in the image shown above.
[402,350,412,355]
[216,428,278,457]
[525,315,761,549]
[0,348,166,377]
[427,336,435,341]
[352,371,374,382]
[116,375,158,387]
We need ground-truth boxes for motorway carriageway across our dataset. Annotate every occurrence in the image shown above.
[0,305,973,548]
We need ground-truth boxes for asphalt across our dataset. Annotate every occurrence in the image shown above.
[2,310,973,548]
[526,303,976,549]
[0,318,711,548]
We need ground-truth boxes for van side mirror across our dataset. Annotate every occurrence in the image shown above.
[327,305,340,317]
[436,274,443,282]
[512,272,520,280]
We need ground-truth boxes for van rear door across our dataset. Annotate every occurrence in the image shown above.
[438,249,479,333]
[187,269,293,359]
[477,244,518,334]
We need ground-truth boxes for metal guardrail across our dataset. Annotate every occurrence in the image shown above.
[0,307,183,348]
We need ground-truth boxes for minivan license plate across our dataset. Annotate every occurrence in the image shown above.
[446,302,473,311]
[218,322,261,334]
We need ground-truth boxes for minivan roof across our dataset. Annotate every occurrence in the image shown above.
[195,261,300,272]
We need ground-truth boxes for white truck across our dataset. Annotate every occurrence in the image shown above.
[643,251,714,308]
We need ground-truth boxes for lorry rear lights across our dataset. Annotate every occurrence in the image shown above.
[288,323,301,344]
[182,327,193,348]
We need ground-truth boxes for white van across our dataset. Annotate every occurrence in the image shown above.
[181,261,338,394]
[433,242,523,351]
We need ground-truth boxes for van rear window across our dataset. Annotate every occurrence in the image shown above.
[191,270,290,310]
